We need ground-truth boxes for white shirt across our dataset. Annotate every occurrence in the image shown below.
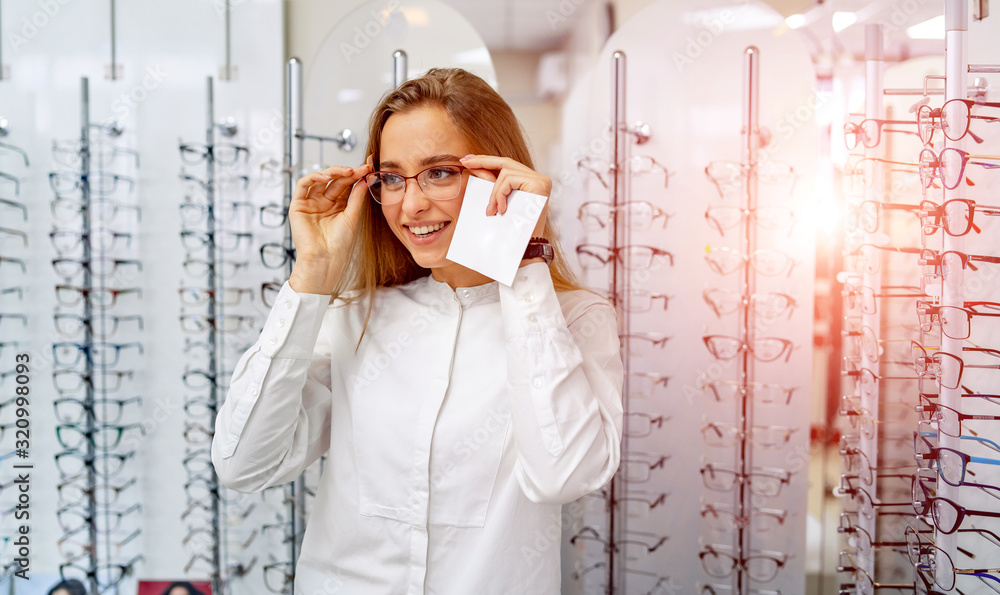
[211,262,624,595]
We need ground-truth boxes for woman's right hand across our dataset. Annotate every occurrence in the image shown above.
[287,163,371,294]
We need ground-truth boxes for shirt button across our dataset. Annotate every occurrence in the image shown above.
[528,315,537,323]
[278,319,286,327]
[250,384,259,396]
[524,294,534,303]
[461,289,470,298]
[269,337,277,345]
[533,378,543,388]
[519,275,527,283]
[283,299,292,309]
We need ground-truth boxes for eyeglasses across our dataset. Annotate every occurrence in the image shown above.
[0,256,25,274]
[613,288,670,312]
[698,544,788,582]
[575,243,673,270]
[917,300,1000,340]
[919,248,1000,274]
[917,98,1000,144]
[704,247,796,277]
[700,502,787,533]
[180,171,250,191]
[704,205,795,237]
[51,257,142,280]
[51,197,142,224]
[260,243,296,269]
[57,476,136,508]
[576,155,671,188]
[0,198,27,221]
[55,423,144,450]
[55,285,142,309]
[622,333,671,355]
[179,313,256,334]
[52,140,140,168]
[0,227,27,247]
[919,147,1000,190]
[916,401,1000,443]
[179,286,253,307]
[53,313,144,339]
[53,396,141,425]
[701,381,796,405]
[0,141,29,166]
[179,200,254,226]
[703,335,794,363]
[625,372,670,398]
[845,156,919,192]
[845,200,922,234]
[841,284,926,316]
[704,161,796,197]
[912,468,1000,515]
[49,171,135,197]
[914,434,1000,487]
[919,198,1000,237]
[577,200,672,232]
[700,463,791,497]
[625,412,668,437]
[52,341,144,367]
[54,450,135,478]
[179,141,249,165]
[911,341,1000,390]
[180,230,253,252]
[701,422,797,449]
[906,526,1000,592]
[843,118,918,149]
[182,257,249,277]
[702,289,796,320]
[52,369,134,393]
[49,228,133,255]
[621,452,670,483]
[0,171,21,196]
[259,203,289,228]
[365,164,466,205]
[263,560,294,593]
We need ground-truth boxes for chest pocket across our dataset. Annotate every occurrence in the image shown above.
[349,320,511,528]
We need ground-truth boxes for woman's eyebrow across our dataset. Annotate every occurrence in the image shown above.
[378,154,462,171]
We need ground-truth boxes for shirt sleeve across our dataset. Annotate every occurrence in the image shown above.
[498,262,624,504]
[211,281,335,493]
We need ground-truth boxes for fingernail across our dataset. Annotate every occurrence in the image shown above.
[460,154,475,161]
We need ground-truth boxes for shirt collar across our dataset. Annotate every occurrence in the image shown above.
[421,274,500,308]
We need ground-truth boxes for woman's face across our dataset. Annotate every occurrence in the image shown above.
[379,105,489,287]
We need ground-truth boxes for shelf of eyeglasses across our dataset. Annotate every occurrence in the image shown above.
[845,198,1000,239]
[58,553,145,591]
[703,160,798,200]
[569,526,669,559]
[846,100,1000,151]
[702,334,798,364]
[704,246,798,278]
[699,463,793,499]
[576,200,674,234]
[575,243,674,272]
[698,542,790,584]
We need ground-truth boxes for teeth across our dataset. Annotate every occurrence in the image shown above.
[409,222,446,236]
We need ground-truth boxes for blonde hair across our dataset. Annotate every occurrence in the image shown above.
[334,68,584,324]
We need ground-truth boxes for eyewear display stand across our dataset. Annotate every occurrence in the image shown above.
[51,76,144,594]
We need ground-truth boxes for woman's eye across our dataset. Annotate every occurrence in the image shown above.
[427,167,457,180]
[381,173,404,186]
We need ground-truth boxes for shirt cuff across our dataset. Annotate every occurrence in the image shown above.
[259,282,330,359]
[499,262,563,337]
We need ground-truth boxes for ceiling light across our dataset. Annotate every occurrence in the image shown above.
[832,12,857,33]
[907,15,945,39]
[785,14,807,29]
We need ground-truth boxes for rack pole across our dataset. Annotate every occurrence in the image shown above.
[79,76,101,595]
[937,0,967,584]
[393,50,408,88]
[609,49,628,595]
[203,76,225,595]
[736,46,760,595]
[284,56,306,586]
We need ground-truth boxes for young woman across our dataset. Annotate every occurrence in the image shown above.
[212,68,623,594]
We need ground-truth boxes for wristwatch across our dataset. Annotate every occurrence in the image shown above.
[522,237,554,265]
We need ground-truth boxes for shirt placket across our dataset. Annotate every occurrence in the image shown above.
[407,292,462,595]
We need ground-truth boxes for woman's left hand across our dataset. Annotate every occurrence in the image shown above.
[460,154,550,237]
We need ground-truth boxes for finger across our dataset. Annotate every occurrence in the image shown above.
[342,176,370,223]
[319,164,371,200]
[493,171,515,215]
[460,154,528,173]
[294,166,361,201]
[466,167,498,183]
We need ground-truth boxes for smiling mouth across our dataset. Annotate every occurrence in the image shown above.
[407,222,449,238]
